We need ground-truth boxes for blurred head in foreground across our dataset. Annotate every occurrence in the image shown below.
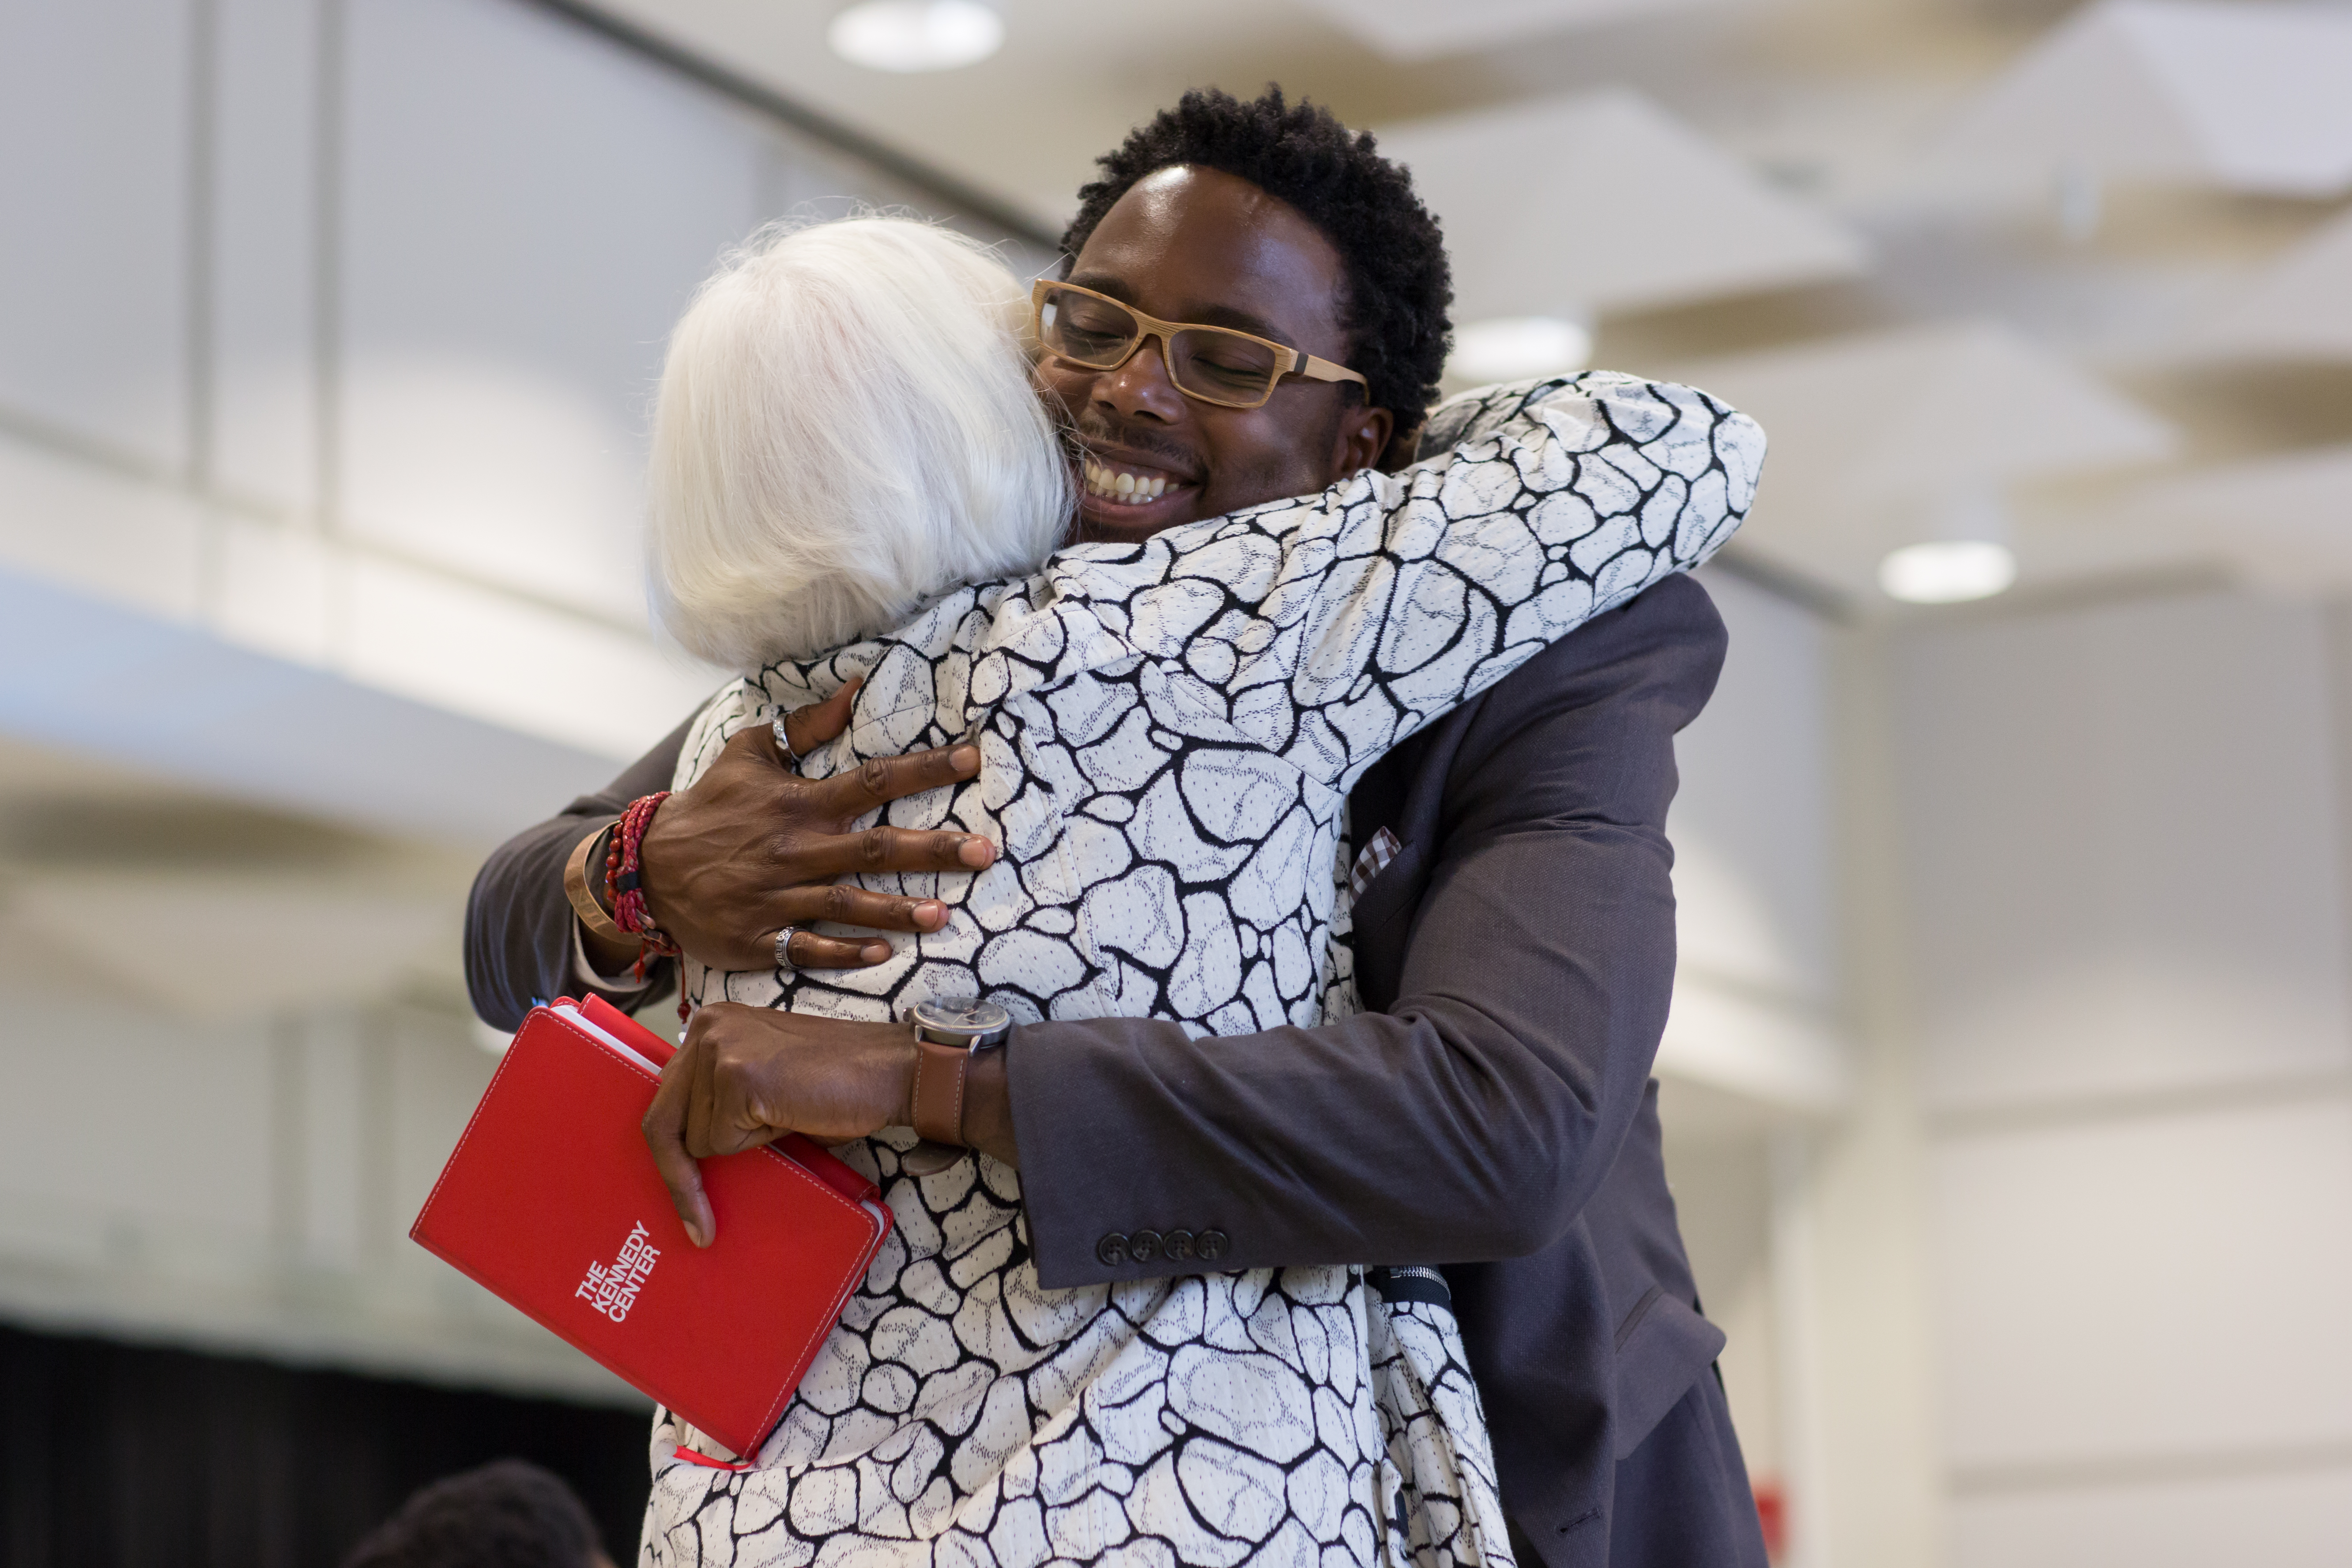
[340,1458,614,1568]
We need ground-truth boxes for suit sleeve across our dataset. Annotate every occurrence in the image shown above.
[1008,575,1726,1288]
[461,715,694,1029]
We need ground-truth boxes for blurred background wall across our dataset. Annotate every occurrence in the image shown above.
[3,0,2349,1564]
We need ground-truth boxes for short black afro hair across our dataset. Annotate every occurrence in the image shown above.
[342,1459,603,1568]
[1061,86,1453,438]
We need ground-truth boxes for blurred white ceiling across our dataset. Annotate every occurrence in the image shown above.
[1680,319,2180,592]
[1379,89,1869,320]
[578,0,1986,236]
[2196,205,2352,358]
[2076,443,2352,592]
[1930,0,2352,198]
[1287,0,1745,61]
[576,0,2352,614]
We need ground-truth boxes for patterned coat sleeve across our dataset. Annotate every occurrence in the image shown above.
[1045,373,1762,791]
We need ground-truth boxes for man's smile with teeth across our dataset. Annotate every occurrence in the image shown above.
[1082,456,1184,503]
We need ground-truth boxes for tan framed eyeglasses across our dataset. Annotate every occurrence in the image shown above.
[1031,279,1368,410]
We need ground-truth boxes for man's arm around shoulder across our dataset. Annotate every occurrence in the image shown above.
[1010,574,1730,1287]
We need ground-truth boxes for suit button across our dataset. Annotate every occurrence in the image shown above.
[1163,1229,1195,1261]
[1096,1233,1129,1266]
[1196,1229,1229,1261]
[1128,1229,1162,1263]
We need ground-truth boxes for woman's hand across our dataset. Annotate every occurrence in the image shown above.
[635,681,996,972]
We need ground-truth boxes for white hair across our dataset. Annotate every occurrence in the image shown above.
[648,217,1073,670]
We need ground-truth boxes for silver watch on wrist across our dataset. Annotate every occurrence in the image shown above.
[909,996,1014,1052]
[902,997,1012,1176]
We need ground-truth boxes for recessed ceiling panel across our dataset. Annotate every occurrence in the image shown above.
[2197,208,2352,361]
[1932,0,2352,198]
[1289,0,1723,61]
[1676,320,2175,591]
[2088,445,2352,593]
[1379,89,1867,321]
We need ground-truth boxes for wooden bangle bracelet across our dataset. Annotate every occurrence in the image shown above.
[563,822,637,946]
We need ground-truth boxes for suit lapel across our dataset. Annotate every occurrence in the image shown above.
[1344,695,1488,1012]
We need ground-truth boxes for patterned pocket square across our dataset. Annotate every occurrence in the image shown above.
[1348,827,1404,899]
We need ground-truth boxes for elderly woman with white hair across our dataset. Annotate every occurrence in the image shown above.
[634,216,1764,1568]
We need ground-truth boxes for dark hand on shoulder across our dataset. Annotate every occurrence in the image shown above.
[634,681,998,972]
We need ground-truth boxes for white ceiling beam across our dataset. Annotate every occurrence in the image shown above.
[0,430,715,848]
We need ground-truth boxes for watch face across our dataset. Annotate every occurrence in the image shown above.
[911,996,1011,1037]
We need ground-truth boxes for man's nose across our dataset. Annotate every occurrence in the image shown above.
[1091,337,1187,425]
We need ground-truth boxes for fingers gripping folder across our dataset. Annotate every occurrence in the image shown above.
[409,995,892,1463]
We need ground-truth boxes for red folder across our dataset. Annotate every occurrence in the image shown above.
[410,995,891,1460]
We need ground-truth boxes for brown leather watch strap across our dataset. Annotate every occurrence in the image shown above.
[909,1037,972,1146]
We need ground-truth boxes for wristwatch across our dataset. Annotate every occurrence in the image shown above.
[902,996,1013,1176]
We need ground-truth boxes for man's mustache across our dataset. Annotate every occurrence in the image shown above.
[1064,415,1199,478]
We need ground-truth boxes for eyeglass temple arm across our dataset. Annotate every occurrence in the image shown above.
[1295,355,1369,389]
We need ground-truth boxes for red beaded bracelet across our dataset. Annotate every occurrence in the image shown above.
[605,792,683,984]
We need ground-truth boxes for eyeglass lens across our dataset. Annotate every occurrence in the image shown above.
[1040,288,1284,405]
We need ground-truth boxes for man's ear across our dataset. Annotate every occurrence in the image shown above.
[1333,402,1395,479]
[1378,419,1424,473]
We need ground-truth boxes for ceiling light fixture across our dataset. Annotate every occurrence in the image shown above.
[1448,316,1593,385]
[827,0,1003,72]
[1877,539,2017,604]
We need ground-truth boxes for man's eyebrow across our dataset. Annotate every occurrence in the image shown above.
[1180,302,1293,345]
[1063,273,1297,347]
[1064,271,1135,303]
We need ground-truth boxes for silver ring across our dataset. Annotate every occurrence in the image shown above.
[773,926,799,970]
[771,716,803,767]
